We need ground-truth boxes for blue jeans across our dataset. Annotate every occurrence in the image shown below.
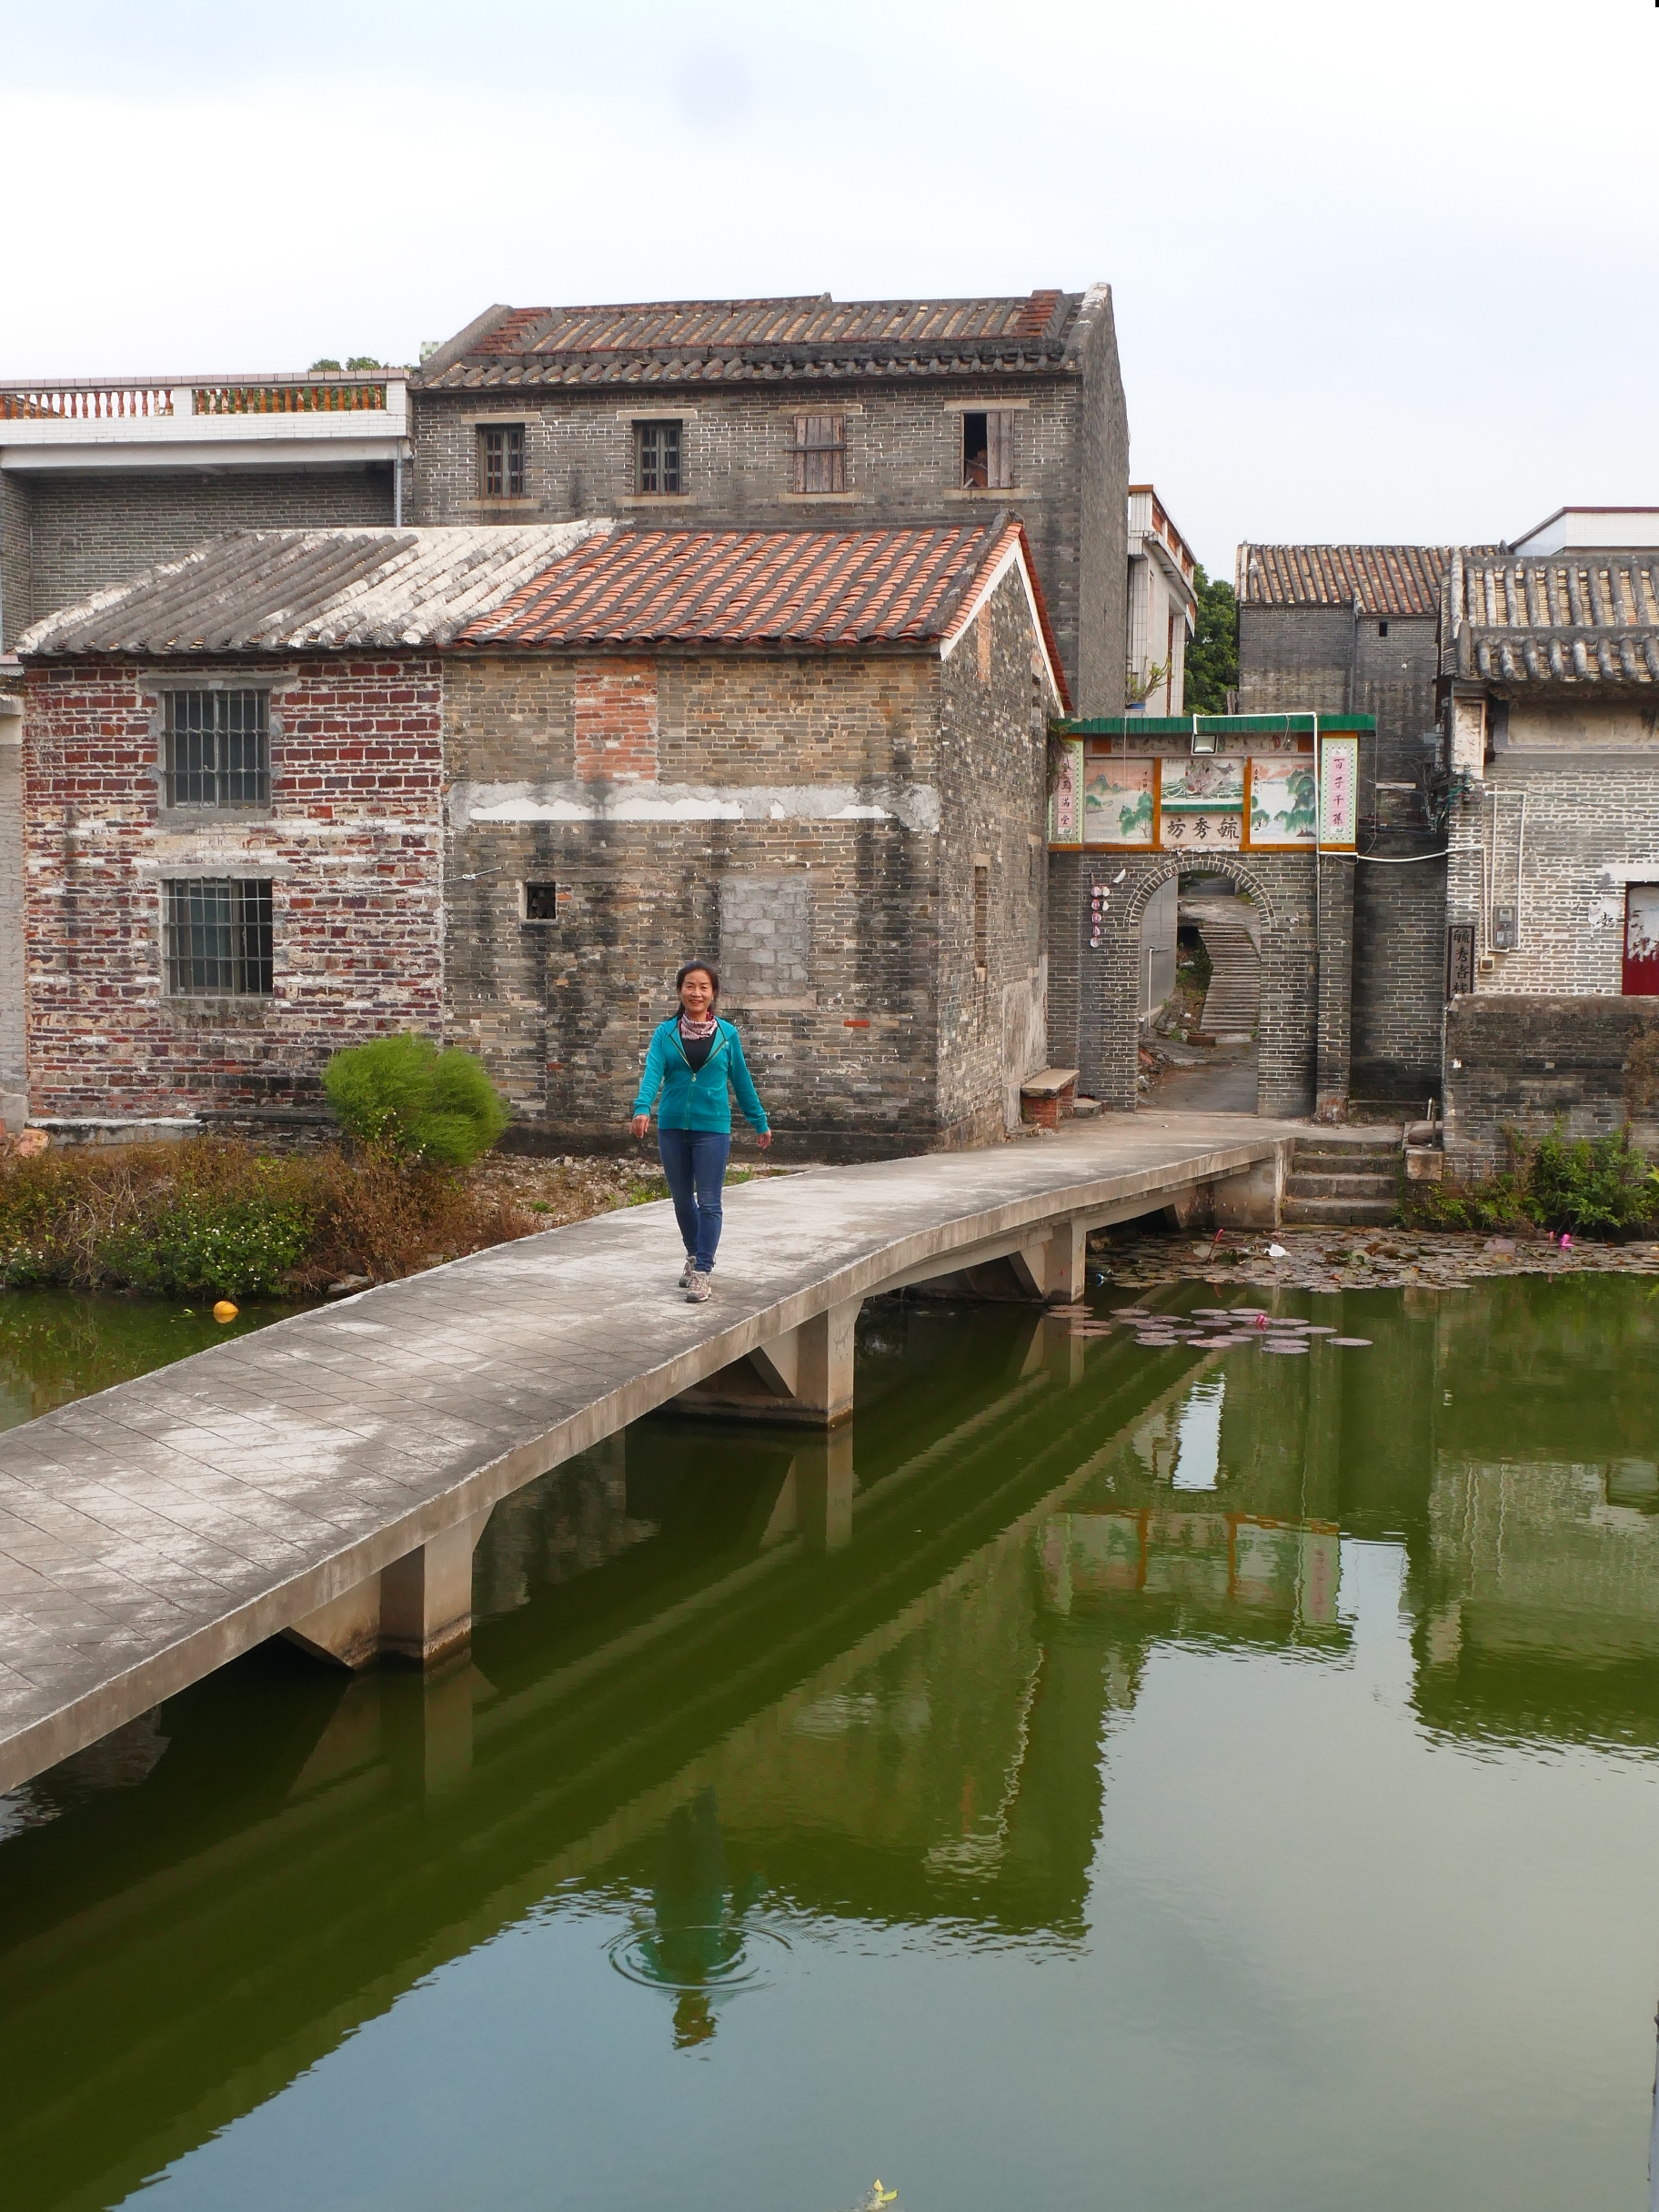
[659,1128,730,1272]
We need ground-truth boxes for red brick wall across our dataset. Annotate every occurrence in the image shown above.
[22,655,444,1121]
[574,659,658,781]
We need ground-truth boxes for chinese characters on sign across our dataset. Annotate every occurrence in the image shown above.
[1047,739,1082,845]
[1317,735,1359,850]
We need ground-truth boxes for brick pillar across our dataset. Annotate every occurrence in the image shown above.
[1045,850,1085,1074]
[1315,853,1355,1112]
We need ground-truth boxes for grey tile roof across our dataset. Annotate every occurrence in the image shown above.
[16,525,611,657]
[1236,543,1453,618]
[416,289,1090,390]
[1443,548,1659,688]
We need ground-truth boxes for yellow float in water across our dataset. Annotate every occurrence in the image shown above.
[212,1300,239,1324]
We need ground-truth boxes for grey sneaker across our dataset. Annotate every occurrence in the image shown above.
[679,1251,696,1287]
[684,1269,712,1303]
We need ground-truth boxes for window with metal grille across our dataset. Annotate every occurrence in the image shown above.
[961,410,1016,490]
[636,420,682,495]
[164,690,269,808]
[522,880,558,921]
[973,861,990,972]
[791,414,846,494]
[163,879,274,997]
[481,425,525,498]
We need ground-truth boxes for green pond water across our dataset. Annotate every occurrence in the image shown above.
[3,1274,1659,2210]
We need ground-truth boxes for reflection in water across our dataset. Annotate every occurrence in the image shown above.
[1,1281,1657,2209]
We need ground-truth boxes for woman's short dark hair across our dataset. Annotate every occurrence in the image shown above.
[676,960,719,1000]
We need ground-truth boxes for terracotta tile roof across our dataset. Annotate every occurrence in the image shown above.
[16,524,610,657]
[1443,548,1659,689]
[467,518,1000,643]
[1237,544,1453,618]
[418,289,1084,390]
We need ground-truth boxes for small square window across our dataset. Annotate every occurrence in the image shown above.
[636,420,683,495]
[164,690,269,809]
[481,425,526,499]
[522,881,559,922]
[791,415,846,494]
[163,878,273,997]
[961,410,1016,491]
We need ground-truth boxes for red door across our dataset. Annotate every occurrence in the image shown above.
[1624,885,1659,994]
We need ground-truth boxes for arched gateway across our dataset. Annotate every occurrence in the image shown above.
[1047,716,1368,1116]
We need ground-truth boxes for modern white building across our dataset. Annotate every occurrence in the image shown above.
[0,369,410,649]
[1126,483,1199,715]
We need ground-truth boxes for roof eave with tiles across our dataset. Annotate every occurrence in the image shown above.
[414,290,1085,392]
[1235,543,1456,619]
[1442,548,1659,690]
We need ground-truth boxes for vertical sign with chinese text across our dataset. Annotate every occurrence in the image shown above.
[1318,734,1359,850]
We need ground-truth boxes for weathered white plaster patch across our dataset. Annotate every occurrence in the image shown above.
[1589,895,1624,929]
[453,780,941,834]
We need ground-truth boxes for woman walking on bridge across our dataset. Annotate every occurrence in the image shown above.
[631,961,771,1304]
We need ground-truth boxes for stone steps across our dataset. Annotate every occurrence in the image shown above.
[1194,920,1260,1039]
[1282,1194,1400,1227]
[1284,1170,1400,1202]
[1280,1132,1403,1228]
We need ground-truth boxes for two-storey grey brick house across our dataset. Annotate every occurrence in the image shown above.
[408,290,1129,720]
[1236,543,1453,1106]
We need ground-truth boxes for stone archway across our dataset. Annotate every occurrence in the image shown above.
[1078,852,1315,1115]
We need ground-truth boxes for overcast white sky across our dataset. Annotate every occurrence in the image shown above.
[4,0,1654,574]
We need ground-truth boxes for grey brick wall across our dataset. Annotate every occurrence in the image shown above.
[0,724,22,1096]
[0,478,30,655]
[442,562,1052,1157]
[410,337,1125,719]
[1351,842,1447,1102]
[14,466,395,641]
[1443,993,1659,1175]
[1081,850,1320,1116]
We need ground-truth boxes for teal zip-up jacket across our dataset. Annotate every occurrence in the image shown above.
[633,1017,769,1136]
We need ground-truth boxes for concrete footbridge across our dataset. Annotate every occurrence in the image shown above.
[0,1111,1297,1795]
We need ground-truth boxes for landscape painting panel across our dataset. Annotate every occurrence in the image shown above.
[1084,759,1155,847]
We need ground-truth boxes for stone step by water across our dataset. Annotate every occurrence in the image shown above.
[1280,1133,1403,1227]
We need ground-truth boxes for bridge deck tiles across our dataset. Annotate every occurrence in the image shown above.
[0,1110,1293,1794]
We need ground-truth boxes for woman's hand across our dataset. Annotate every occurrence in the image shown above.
[630,1114,649,1141]
[757,1131,772,1151]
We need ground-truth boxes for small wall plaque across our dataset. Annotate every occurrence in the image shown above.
[1447,924,1474,999]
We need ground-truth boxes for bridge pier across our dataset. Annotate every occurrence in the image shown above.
[286,1507,497,1673]
[674,1295,862,1426]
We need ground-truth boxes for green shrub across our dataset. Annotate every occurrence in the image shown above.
[1401,1123,1659,1239]
[99,1191,310,1298]
[323,1035,509,1167]
[1529,1128,1657,1237]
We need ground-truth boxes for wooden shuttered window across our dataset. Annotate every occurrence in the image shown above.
[962,409,1017,490]
[792,414,846,494]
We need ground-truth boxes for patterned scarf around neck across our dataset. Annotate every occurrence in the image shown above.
[679,1010,719,1041]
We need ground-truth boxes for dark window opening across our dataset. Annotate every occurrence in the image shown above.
[164,690,268,808]
[481,425,526,499]
[973,862,990,972]
[1378,619,1390,638]
[636,420,682,495]
[523,880,559,921]
[961,409,1015,490]
[164,878,273,997]
[792,414,846,494]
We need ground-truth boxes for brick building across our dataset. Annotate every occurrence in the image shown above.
[409,290,1128,719]
[1437,526,1659,1171]
[0,370,409,651]
[1236,543,1455,1105]
[15,517,1068,1153]
[14,525,586,1133]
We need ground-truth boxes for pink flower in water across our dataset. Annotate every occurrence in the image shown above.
[1559,1232,1574,1250]
[1253,1314,1270,1331]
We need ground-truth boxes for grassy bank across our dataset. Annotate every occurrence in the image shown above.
[0,1141,546,1298]
[0,1141,781,1301]
[1403,1127,1659,1240]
